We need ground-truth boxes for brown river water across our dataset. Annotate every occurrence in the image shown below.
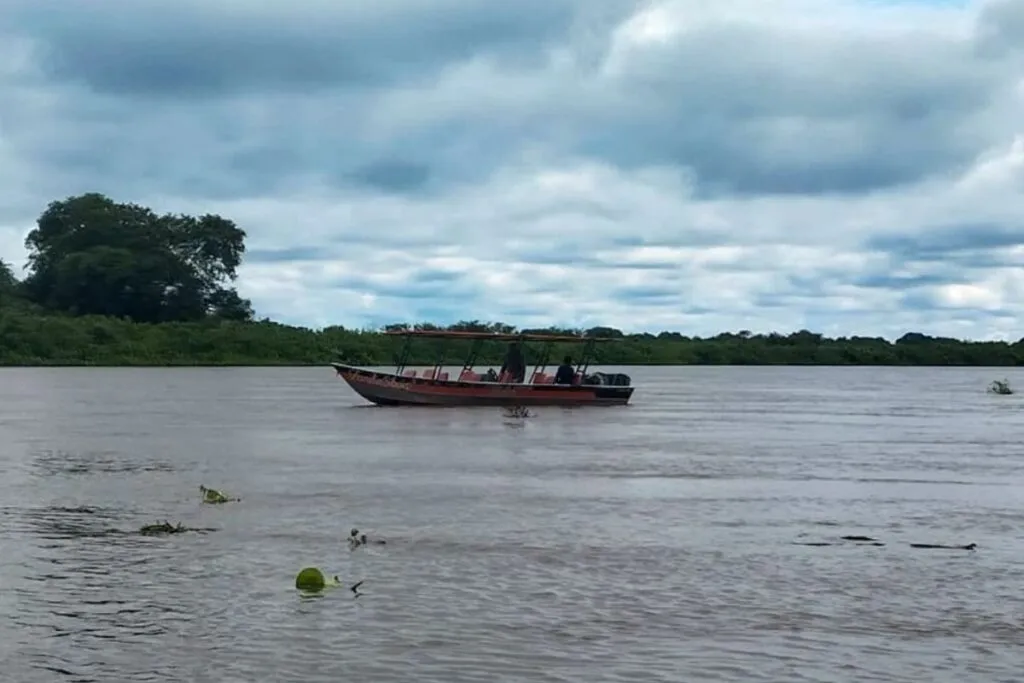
[1,365,1023,682]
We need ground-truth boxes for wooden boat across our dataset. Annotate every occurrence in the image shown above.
[331,329,634,407]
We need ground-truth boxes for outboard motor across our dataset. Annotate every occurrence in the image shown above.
[584,372,631,386]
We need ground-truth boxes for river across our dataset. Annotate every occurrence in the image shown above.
[1,365,1023,682]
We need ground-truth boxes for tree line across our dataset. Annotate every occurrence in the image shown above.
[2,193,1023,366]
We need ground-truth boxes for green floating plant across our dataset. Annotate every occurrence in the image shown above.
[988,379,1013,395]
[139,520,215,536]
[199,485,240,504]
[294,567,364,596]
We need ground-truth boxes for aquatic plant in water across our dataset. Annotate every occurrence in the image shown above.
[295,567,364,596]
[199,485,239,504]
[792,532,976,550]
[988,379,1013,395]
[347,527,387,550]
[139,520,215,536]
[503,405,533,419]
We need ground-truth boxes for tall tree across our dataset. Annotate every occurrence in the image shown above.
[23,193,253,323]
[0,257,17,308]
[0,258,15,289]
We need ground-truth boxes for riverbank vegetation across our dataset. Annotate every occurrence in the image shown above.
[2,193,1023,367]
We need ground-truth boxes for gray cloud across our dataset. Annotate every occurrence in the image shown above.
[865,224,1024,261]
[348,161,432,194]
[6,0,586,97]
[578,25,1000,194]
[246,246,325,263]
[852,273,965,291]
[2,0,1014,204]
[1,0,1022,339]
[976,0,1024,55]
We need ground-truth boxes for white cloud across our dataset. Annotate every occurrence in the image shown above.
[0,0,1022,339]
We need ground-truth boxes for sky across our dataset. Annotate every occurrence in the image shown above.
[0,0,1022,339]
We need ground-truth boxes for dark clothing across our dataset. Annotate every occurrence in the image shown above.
[500,344,526,383]
[554,363,575,385]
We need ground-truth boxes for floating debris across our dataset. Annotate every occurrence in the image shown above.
[840,535,881,543]
[199,485,240,504]
[909,542,977,551]
[295,567,364,596]
[295,566,336,592]
[138,520,215,536]
[794,533,976,551]
[348,528,386,550]
[988,379,1013,395]
[793,533,885,547]
[502,405,534,419]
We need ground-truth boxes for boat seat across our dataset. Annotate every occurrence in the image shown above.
[402,370,417,377]
[459,370,480,381]
[422,369,436,379]
[573,372,583,385]
[531,373,553,384]
[437,372,449,381]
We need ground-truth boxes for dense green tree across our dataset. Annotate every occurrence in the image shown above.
[0,258,17,309]
[0,307,1021,367]
[0,258,14,290]
[22,193,251,323]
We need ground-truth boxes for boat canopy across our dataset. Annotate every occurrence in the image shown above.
[383,329,621,343]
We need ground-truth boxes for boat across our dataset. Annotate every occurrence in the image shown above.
[331,329,635,407]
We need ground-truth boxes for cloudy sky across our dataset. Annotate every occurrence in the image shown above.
[0,0,1022,338]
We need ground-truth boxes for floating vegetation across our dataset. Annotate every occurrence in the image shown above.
[793,534,885,547]
[295,567,364,596]
[199,485,239,504]
[295,566,336,592]
[793,533,976,551]
[503,405,534,419]
[139,520,216,536]
[988,379,1013,395]
[910,542,977,551]
[347,527,386,550]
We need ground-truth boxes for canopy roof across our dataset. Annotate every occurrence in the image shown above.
[383,329,620,342]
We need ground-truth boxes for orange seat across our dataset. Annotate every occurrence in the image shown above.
[422,369,436,379]
[402,370,417,377]
[459,370,480,381]
[437,372,449,381]
[531,373,552,384]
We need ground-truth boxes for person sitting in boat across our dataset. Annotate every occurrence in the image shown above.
[554,355,576,385]
[499,341,526,383]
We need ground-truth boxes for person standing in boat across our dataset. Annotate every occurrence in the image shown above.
[500,341,526,383]
[554,355,576,385]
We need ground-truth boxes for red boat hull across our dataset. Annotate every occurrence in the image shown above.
[331,364,634,407]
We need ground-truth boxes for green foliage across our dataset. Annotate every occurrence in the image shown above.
[22,193,252,323]
[0,258,15,305]
[2,195,1024,367]
[0,307,1022,366]
[295,567,330,592]
[0,258,14,289]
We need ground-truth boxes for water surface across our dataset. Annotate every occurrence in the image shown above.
[1,366,1023,682]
